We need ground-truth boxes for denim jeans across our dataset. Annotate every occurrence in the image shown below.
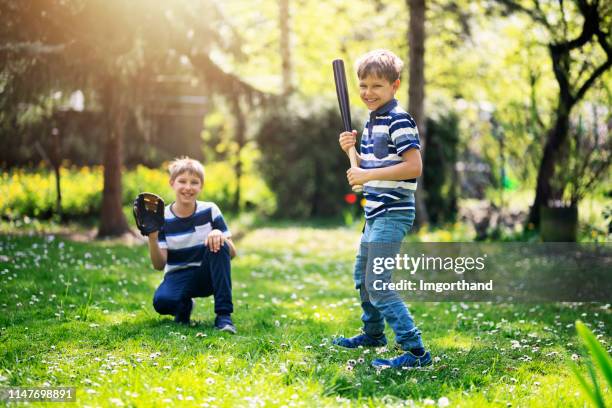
[153,242,233,317]
[353,209,423,350]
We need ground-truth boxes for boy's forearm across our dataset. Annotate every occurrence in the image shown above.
[365,152,422,181]
[147,233,166,270]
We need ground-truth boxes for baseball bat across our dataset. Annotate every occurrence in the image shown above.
[332,59,362,193]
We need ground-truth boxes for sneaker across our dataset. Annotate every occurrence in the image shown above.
[333,333,387,348]
[371,350,432,369]
[214,314,237,334]
[174,299,194,324]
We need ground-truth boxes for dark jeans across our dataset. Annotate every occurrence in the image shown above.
[153,243,233,318]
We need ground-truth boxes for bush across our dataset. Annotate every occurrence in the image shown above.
[424,112,460,225]
[255,104,355,218]
[1,166,103,219]
[1,163,275,220]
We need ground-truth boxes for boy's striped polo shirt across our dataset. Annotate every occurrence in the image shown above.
[359,98,421,219]
[157,201,231,274]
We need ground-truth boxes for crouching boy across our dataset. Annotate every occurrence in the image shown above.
[147,157,237,333]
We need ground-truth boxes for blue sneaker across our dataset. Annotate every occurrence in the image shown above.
[333,333,387,348]
[174,299,194,324]
[215,314,237,334]
[372,350,432,369]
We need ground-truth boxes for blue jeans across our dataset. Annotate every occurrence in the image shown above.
[353,210,423,350]
[153,243,233,317]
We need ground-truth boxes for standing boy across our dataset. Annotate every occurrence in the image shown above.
[335,49,431,368]
[146,157,237,333]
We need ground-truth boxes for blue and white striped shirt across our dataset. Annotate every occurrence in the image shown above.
[157,201,231,274]
[360,99,420,219]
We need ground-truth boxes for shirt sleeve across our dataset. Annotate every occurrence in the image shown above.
[389,113,420,156]
[211,204,232,238]
[157,228,168,249]
[359,120,369,155]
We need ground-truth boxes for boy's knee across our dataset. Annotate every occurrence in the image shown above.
[364,279,394,306]
[219,241,230,254]
[364,271,382,290]
[206,242,230,257]
[354,268,366,290]
[368,286,403,309]
[153,293,178,315]
[369,294,385,308]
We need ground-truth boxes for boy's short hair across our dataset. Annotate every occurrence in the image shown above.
[356,49,404,83]
[168,156,205,183]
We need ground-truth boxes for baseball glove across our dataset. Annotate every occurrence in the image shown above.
[133,192,165,236]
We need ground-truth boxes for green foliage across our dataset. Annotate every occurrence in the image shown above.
[1,167,102,219]
[552,111,612,207]
[424,112,460,225]
[570,320,612,408]
[255,104,353,218]
[1,0,610,230]
[0,164,275,219]
[0,0,245,166]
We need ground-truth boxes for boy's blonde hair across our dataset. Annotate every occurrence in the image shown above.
[168,156,205,183]
[356,49,404,83]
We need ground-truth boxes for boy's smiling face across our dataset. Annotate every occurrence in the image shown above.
[359,75,400,111]
[170,171,202,206]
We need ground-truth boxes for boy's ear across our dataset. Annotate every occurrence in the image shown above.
[393,79,400,91]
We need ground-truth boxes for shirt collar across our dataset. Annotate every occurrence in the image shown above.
[369,98,397,118]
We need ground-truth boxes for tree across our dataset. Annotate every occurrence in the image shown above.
[494,0,611,226]
[407,0,430,227]
[0,1,82,221]
[1,1,266,233]
[1,1,171,235]
[279,0,293,97]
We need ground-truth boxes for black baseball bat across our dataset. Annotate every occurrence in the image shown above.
[332,59,352,132]
[332,59,362,192]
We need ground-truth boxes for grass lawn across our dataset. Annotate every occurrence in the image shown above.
[0,226,610,407]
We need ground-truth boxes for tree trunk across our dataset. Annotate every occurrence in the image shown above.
[527,41,575,227]
[407,0,429,228]
[279,0,292,97]
[53,163,62,218]
[527,106,570,226]
[231,95,246,212]
[98,84,130,237]
[51,125,62,219]
[34,123,63,219]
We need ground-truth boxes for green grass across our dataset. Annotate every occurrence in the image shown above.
[0,226,610,407]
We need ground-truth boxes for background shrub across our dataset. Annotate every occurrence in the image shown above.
[256,104,355,218]
[423,112,460,225]
[1,163,274,220]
